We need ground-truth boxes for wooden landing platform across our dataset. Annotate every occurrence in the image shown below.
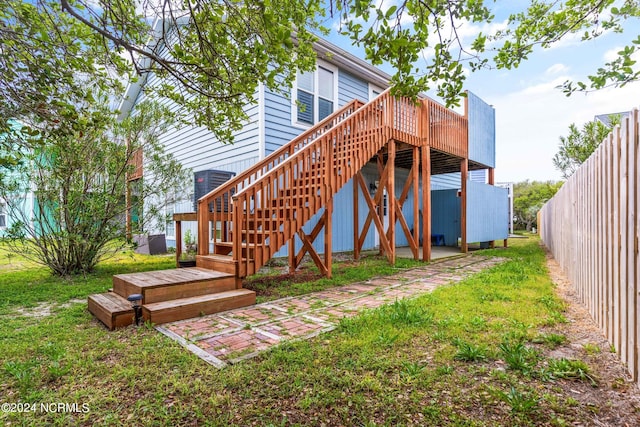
[113,267,238,304]
[89,267,255,329]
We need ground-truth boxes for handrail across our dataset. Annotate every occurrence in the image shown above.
[197,98,365,206]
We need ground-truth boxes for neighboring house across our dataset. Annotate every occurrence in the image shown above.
[495,182,515,235]
[117,36,508,263]
[594,112,629,127]
[0,122,37,239]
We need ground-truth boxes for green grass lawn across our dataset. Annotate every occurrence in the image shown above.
[0,239,614,426]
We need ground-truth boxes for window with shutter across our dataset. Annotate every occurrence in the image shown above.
[293,62,337,126]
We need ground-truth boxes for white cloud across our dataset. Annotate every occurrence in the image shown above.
[545,63,569,76]
[489,78,640,183]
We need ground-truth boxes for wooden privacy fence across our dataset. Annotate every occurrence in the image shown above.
[539,109,640,382]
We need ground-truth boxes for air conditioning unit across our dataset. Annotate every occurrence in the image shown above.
[193,170,236,212]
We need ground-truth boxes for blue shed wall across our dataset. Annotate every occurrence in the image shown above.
[467,91,495,168]
[466,181,509,243]
[431,190,461,247]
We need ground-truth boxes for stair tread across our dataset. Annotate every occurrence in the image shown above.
[198,254,254,263]
[144,289,255,310]
[88,292,132,314]
[114,267,233,288]
[215,241,256,248]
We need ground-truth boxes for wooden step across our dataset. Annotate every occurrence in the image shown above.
[112,268,236,304]
[235,229,272,244]
[243,218,281,230]
[197,254,256,277]
[213,241,258,258]
[272,197,309,208]
[142,289,256,324]
[88,293,134,330]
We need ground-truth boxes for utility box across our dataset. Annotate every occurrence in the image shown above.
[193,170,236,212]
[133,234,167,255]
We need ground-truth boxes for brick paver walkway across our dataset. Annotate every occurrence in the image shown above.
[156,255,505,367]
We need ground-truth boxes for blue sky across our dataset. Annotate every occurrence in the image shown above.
[319,2,640,183]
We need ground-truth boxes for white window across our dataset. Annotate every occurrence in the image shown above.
[293,61,338,127]
[165,203,175,238]
[0,202,6,228]
[369,84,384,101]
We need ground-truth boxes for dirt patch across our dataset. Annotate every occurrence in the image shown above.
[544,249,640,425]
[243,270,323,297]
[11,298,86,318]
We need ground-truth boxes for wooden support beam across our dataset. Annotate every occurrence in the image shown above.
[294,212,331,277]
[388,141,396,264]
[325,199,333,279]
[295,215,326,266]
[175,219,182,268]
[355,172,394,261]
[488,167,496,248]
[297,229,328,276]
[412,147,420,260]
[377,153,385,256]
[288,237,296,273]
[461,158,468,253]
[353,176,360,260]
[422,147,431,261]
[391,152,419,259]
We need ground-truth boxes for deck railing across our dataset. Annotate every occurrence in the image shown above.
[427,100,468,158]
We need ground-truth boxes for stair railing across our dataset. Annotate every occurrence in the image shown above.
[230,89,426,276]
[197,98,365,255]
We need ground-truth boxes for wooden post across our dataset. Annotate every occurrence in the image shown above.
[125,137,132,242]
[388,141,396,264]
[377,152,385,255]
[412,147,419,260]
[353,176,360,260]
[488,167,495,248]
[422,147,431,261]
[461,158,468,253]
[325,199,333,279]
[288,236,296,273]
[175,219,182,268]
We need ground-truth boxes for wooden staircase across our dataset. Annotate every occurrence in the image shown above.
[196,89,430,278]
[87,99,367,329]
[89,89,469,329]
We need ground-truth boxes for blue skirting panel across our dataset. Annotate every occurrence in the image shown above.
[466,181,509,243]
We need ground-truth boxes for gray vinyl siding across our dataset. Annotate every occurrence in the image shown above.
[134,73,260,176]
[431,173,461,190]
[338,71,369,106]
[263,87,302,156]
[467,91,496,168]
[466,181,509,243]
